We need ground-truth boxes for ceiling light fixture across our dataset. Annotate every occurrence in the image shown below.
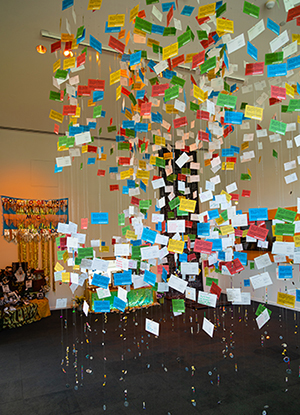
[63,50,74,57]
[36,44,47,54]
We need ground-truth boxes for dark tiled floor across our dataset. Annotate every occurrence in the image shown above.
[1,300,300,415]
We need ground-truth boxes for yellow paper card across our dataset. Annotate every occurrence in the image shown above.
[136,170,150,180]
[292,33,300,45]
[220,225,235,236]
[53,59,60,73]
[198,3,216,18]
[54,262,64,272]
[193,84,207,102]
[87,0,102,10]
[168,239,185,254]
[116,85,121,101]
[215,217,225,226]
[139,160,146,169]
[147,38,160,48]
[150,155,157,165]
[61,33,74,42]
[63,251,69,263]
[108,14,125,27]
[63,57,76,70]
[62,272,70,283]
[277,292,295,308]
[120,170,131,180]
[285,83,294,98]
[245,105,263,121]
[179,199,196,213]
[185,53,197,63]
[130,4,139,22]
[216,18,234,33]
[154,136,166,146]
[220,190,232,202]
[162,42,178,61]
[125,230,137,240]
[226,162,235,170]
[75,106,81,118]
[110,69,121,85]
[82,145,88,154]
[49,110,64,123]
[294,234,300,247]
[241,142,249,151]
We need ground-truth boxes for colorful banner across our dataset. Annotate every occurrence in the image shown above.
[1,196,68,234]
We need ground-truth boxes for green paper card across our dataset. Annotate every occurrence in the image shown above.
[164,85,179,102]
[93,105,102,118]
[178,31,192,48]
[135,17,152,34]
[288,99,300,112]
[169,196,180,210]
[49,91,61,101]
[240,173,251,181]
[216,93,237,109]
[197,30,208,40]
[163,27,176,36]
[118,213,125,226]
[190,101,199,112]
[265,52,283,65]
[250,262,255,270]
[216,2,227,17]
[243,1,260,18]
[273,149,278,159]
[269,119,287,136]
[201,56,217,75]
[206,277,218,287]
[172,299,185,313]
[275,223,295,236]
[107,126,116,132]
[255,304,272,317]
[275,207,296,223]
[171,76,186,87]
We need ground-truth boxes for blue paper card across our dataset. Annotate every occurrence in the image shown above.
[287,55,300,71]
[208,209,220,220]
[105,22,121,33]
[144,270,156,286]
[244,279,250,287]
[152,24,165,35]
[109,166,118,173]
[231,145,240,154]
[267,63,287,78]
[130,51,142,67]
[135,123,148,132]
[207,239,222,251]
[77,28,86,45]
[249,208,268,221]
[162,267,168,282]
[296,290,300,302]
[267,18,280,36]
[93,90,104,102]
[87,157,96,165]
[197,222,210,237]
[162,2,176,12]
[54,164,63,173]
[141,227,157,244]
[114,270,132,286]
[278,265,293,279]
[91,212,109,224]
[92,273,110,289]
[181,5,194,15]
[221,148,234,157]
[123,120,135,129]
[94,300,110,313]
[247,41,258,61]
[223,51,229,70]
[179,253,188,262]
[224,111,243,125]
[113,297,126,312]
[62,0,74,11]
[136,90,145,100]
[234,252,248,266]
[140,180,146,192]
[122,186,129,195]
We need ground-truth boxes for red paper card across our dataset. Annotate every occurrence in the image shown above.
[77,85,91,96]
[173,117,188,129]
[210,281,222,299]
[110,185,119,191]
[198,130,209,142]
[152,83,169,97]
[62,105,77,115]
[242,189,251,197]
[81,218,88,230]
[97,169,105,176]
[192,51,205,69]
[172,54,185,68]
[88,79,105,91]
[108,36,125,54]
[271,85,286,100]
[247,224,268,241]
[196,110,209,120]
[194,239,213,254]
[51,40,61,53]
[245,62,264,76]
[77,53,86,67]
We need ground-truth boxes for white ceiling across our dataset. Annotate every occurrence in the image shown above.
[0,0,299,133]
